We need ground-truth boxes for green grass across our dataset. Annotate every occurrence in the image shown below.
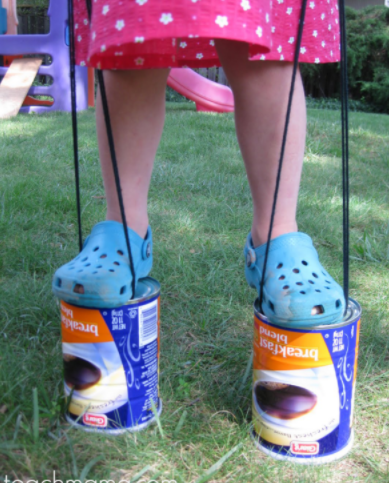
[0,103,388,482]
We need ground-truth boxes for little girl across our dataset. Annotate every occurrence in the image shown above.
[53,0,345,327]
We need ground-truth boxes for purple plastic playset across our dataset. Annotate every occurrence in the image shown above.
[0,0,88,113]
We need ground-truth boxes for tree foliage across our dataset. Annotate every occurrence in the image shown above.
[301,6,389,113]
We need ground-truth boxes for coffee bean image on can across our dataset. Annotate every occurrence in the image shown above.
[254,382,318,420]
[252,299,361,464]
[60,277,162,433]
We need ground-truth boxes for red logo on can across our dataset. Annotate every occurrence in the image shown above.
[290,441,319,455]
[83,413,107,427]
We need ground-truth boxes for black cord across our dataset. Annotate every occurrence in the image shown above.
[258,0,308,310]
[84,0,137,298]
[339,0,350,310]
[97,70,137,298]
[68,0,83,251]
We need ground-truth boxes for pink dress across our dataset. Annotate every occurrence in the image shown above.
[74,0,340,69]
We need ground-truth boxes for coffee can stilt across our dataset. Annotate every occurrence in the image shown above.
[61,277,161,433]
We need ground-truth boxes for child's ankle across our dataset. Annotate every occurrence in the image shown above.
[105,212,149,239]
[251,221,298,248]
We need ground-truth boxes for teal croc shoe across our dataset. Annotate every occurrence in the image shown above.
[52,221,152,308]
[244,232,345,327]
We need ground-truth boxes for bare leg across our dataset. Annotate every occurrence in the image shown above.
[96,68,170,237]
[52,69,169,306]
[215,40,306,247]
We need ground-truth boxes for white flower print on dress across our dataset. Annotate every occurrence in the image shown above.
[280,54,284,60]
[180,41,187,48]
[321,41,325,47]
[313,30,318,37]
[241,0,251,11]
[328,24,332,30]
[115,20,125,31]
[277,45,282,53]
[209,40,215,46]
[256,26,263,37]
[80,61,86,66]
[115,52,123,56]
[135,36,145,43]
[92,31,96,40]
[77,35,82,41]
[288,37,294,43]
[75,23,78,29]
[135,0,148,5]
[315,58,320,63]
[160,13,173,25]
[300,46,306,53]
[321,13,325,19]
[100,44,106,51]
[196,53,203,59]
[215,15,228,28]
[271,26,276,33]
[260,55,266,60]
[135,57,144,65]
[102,5,109,15]
[286,7,292,14]
[83,18,88,25]
[309,1,315,8]
[265,13,270,22]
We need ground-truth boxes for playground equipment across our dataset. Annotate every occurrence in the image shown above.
[0,0,88,115]
[168,68,234,113]
[0,57,41,118]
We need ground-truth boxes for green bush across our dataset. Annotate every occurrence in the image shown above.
[301,6,389,113]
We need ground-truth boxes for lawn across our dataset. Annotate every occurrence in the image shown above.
[0,103,388,482]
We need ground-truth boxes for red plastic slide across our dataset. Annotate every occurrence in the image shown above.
[167,68,234,113]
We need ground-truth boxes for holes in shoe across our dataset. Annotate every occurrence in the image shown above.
[311,305,324,315]
[269,301,275,312]
[325,280,331,284]
[81,257,88,262]
[77,269,83,273]
[300,291,306,295]
[92,271,98,274]
[283,285,290,290]
[96,265,102,269]
[325,286,330,290]
[68,267,74,270]
[84,263,91,267]
[120,286,127,295]
[336,299,341,308]
[308,280,314,284]
[109,269,115,272]
[56,278,62,287]
[113,261,120,266]
[74,284,85,294]
[279,275,285,280]
[93,246,99,252]
[315,289,321,293]
[312,273,318,278]
[277,263,283,269]
[293,268,300,273]
[117,250,124,256]
[302,260,308,266]
[296,282,303,286]
[100,254,107,259]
